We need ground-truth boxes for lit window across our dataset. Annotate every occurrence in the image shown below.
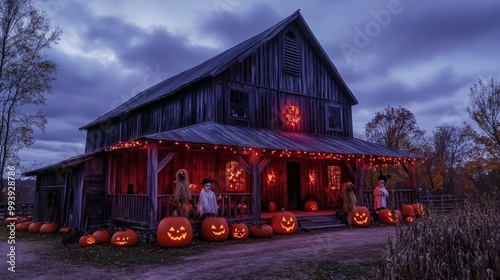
[226,161,245,191]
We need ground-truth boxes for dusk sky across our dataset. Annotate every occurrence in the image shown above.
[19,0,500,171]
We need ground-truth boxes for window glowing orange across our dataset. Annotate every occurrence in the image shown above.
[284,105,301,125]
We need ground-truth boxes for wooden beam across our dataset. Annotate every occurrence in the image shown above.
[356,161,365,206]
[236,154,251,174]
[147,143,159,230]
[157,151,176,174]
[258,157,272,173]
[250,153,261,223]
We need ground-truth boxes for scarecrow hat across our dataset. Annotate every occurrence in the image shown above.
[200,178,215,185]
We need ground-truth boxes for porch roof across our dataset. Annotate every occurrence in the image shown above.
[144,122,422,159]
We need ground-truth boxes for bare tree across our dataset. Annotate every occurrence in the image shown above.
[0,0,62,186]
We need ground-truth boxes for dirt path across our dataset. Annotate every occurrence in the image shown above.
[1,226,395,279]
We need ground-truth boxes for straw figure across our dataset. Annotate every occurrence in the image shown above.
[174,169,192,218]
[342,182,357,226]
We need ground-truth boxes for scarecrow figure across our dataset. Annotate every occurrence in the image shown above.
[342,182,357,226]
[174,169,192,218]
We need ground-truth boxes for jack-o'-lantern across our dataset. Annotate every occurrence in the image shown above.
[79,235,96,247]
[230,222,249,240]
[271,209,298,235]
[378,209,402,224]
[401,204,416,217]
[15,221,31,231]
[28,222,42,233]
[406,216,415,223]
[111,229,138,247]
[304,201,318,212]
[201,217,229,241]
[93,228,111,244]
[249,223,274,238]
[59,227,71,234]
[412,203,426,217]
[39,222,59,234]
[157,215,193,247]
[349,206,371,227]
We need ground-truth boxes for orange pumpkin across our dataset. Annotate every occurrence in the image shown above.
[79,235,97,247]
[267,201,277,212]
[92,229,111,244]
[230,223,249,240]
[157,216,193,247]
[349,206,371,227]
[304,201,318,212]
[28,222,42,233]
[401,204,416,217]
[4,216,20,226]
[271,210,298,235]
[15,221,31,231]
[378,209,402,224]
[249,223,274,238]
[59,227,71,234]
[39,222,59,234]
[111,229,138,247]
[201,217,229,241]
[412,203,426,217]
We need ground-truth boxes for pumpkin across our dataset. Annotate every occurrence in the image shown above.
[201,217,229,241]
[378,209,402,224]
[4,216,20,226]
[304,201,318,212]
[230,222,249,240]
[401,204,416,217]
[267,201,277,212]
[59,227,71,234]
[79,235,97,247]
[111,229,138,247]
[406,216,415,223]
[249,223,274,238]
[349,206,371,227]
[28,222,42,233]
[15,221,31,231]
[157,216,193,248]
[92,229,111,244]
[412,203,425,217]
[271,209,298,235]
[39,222,59,234]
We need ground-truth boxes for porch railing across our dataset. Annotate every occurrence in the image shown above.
[108,194,149,225]
[362,189,415,211]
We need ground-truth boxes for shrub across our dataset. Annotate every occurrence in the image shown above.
[379,193,500,280]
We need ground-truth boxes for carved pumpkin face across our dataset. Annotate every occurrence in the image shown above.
[406,216,415,223]
[230,223,249,240]
[349,206,371,227]
[157,216,193,247]
[201,217,229,241]
[79,235,96,247]
[305,201,318,212]
[412,203,425,217]
[271,211,298,235]
[378,209,402,224]
[111,229,138,247]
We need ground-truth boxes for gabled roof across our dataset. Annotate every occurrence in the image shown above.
[144,122,422,159]
[80,10,357,130]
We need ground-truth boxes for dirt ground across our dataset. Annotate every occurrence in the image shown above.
[1,226,396,280]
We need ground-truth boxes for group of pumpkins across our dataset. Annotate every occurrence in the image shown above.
[348,203,426,227]
[157,210,298,248]
[7,216,140,248]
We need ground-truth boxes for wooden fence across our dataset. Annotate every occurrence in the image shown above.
[0,202,35,219]
[418,194,469,213]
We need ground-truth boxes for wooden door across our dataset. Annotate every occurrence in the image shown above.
[287,162,301,210]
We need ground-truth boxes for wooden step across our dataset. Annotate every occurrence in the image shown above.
[298,214,347,231]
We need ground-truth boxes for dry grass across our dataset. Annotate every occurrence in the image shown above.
[379,192,500,280]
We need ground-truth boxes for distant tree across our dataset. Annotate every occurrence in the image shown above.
[465,77,500,191]
[0,0,61,186]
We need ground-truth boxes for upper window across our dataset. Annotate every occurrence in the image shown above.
[283,31,300,76]
[230,90,249,119]
[326,105,343,131]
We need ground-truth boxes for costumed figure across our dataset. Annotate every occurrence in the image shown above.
[197,178,218,219]
[174,169,192,218]
[342,182,357,226]
[373,171,390,212]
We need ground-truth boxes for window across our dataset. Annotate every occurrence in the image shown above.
[327,166,341,190]
[326,105,342,131]
[283,31,300,76]
[226,161,245,191]
[230,90,249,119]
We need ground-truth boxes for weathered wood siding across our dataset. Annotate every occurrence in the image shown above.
[81,155,107,227]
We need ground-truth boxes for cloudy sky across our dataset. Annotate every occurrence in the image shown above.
[19,0,500,170]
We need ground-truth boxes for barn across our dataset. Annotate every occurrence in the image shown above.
[24,10,420,231]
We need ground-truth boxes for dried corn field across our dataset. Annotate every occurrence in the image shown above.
[379,192,500,280]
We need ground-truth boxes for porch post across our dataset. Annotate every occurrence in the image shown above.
[250,152,261,223]
[356,161,365,206]
[147,143,159,229]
